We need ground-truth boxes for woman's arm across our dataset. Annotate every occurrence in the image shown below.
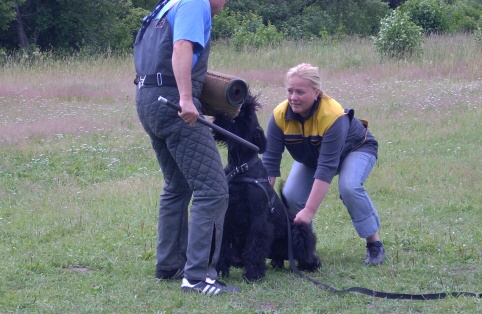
[293,179,330,224]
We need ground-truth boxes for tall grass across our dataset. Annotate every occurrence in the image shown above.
[1,34,481,313]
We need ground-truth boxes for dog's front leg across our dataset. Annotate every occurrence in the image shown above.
[216,226,233,278]
[241,219,274,283]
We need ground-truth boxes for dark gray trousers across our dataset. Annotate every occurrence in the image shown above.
[136,86,228,281]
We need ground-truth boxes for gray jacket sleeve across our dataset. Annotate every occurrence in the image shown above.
[314,115,350,183]
[262,114,285,177]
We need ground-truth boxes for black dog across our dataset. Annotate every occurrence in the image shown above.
[211,92,321,283]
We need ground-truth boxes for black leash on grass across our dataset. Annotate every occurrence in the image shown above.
[281,202,481,300]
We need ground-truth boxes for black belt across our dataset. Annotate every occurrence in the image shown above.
[134,73,177,87]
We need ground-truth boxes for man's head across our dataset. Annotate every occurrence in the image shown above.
[209,0,228,16]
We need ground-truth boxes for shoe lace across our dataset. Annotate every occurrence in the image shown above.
[367,242,382,258]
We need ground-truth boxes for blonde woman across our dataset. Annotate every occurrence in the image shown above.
[262,63,386,265]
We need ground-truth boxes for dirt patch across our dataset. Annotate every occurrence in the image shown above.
[66,266,92,273]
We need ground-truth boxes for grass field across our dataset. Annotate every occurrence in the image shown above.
[1,34,481,313]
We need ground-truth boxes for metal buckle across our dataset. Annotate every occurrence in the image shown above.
[138,75,146,88]
[239,163,249,173]
[156,73,162,85]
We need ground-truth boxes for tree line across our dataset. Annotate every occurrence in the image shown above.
[0,0,480,54]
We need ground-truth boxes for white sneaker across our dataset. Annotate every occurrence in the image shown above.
[181,277,241,295]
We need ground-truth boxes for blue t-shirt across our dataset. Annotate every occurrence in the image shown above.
[155,0,211,67]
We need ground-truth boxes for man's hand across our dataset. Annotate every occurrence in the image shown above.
[178,99,199,126]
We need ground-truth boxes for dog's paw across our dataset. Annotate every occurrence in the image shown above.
[217,268,231,278]
[270,259,285,269]
[231,256,244,268]
[216,261,231,278]
[242,273,264,284]
[298,257,322,272]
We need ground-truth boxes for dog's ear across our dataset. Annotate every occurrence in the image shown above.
[254,125,267,154]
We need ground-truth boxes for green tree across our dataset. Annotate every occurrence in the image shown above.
[132,0,158,10]
[0,0,137,52]
[399,0,449,33]
[382,0,407,9]
[446,0,482,33]
[319,0,390,36]
[0,0,19,31]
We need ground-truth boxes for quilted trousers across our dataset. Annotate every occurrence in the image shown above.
[136,86,229,281]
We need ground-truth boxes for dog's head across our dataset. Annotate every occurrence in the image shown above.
[212,90,267,162]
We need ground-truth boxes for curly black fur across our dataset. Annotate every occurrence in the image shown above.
[212,92,321,283]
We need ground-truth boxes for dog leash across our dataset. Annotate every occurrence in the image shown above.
[281,206,481,300]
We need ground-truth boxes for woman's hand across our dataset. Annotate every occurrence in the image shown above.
[294,207,315,225]
[293,179,330,225]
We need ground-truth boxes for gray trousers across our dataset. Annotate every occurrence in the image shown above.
[136,86,228,281]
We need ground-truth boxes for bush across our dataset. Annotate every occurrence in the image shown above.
[446,0,482,33]
[212,9,243,40]
[280,5,334,39]
[475,26,482,44]
[230,12,284,51]
[111,7,150,50]
[399,0,449,34]
[0,47,7,66]
[373,10,423,59]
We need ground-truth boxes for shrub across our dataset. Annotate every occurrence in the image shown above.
[280,5,333,40]
[373,10,423,59]
[231,12,284,51]
[399,0,449,34]
[446,0,482,33]
[0,47,7,66]
[212,9,243,41]
[113,7,150,50]
[475,26,482,44]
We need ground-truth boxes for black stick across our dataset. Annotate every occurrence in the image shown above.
[157,96,259,152]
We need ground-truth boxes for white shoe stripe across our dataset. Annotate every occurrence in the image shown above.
[201,285,221,295]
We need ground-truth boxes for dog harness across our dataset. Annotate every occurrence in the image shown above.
[225,156,277,214]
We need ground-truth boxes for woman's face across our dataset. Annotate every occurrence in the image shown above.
[286,75,320,118]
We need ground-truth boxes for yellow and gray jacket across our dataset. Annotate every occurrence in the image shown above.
[262,95,378,184]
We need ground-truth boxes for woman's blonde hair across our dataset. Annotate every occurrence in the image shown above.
[285,63,322,91]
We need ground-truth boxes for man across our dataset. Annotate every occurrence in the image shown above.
[134,0,239,295]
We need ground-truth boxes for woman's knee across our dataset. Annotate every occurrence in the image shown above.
[338,178,360,201]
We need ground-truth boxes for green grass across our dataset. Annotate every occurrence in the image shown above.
[1,34,481,313]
